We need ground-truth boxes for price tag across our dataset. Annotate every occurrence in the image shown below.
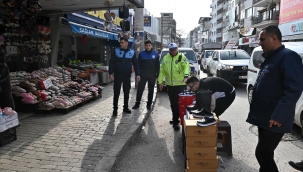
[42,78,53,89]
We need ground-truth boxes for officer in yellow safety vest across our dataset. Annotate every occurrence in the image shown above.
[158,43,190,131]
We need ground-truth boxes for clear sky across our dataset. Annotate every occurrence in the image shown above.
[144,0,212,38]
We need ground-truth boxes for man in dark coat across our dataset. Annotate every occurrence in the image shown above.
[109,37,140,116]
[246,25,303,172]
[132,40,160,110]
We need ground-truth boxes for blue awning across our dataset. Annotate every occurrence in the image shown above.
[68,21,134,42]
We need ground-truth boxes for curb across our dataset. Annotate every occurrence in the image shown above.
[94,87,158,172]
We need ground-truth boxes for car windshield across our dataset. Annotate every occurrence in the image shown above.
[220,51,250,60]
[204,51,214,58]
[160,50,197,64]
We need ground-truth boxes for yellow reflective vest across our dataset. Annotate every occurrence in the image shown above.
[158,52,190,86]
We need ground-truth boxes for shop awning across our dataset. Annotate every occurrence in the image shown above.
[68,21,134,42]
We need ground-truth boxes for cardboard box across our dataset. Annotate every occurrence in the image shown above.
[186,147,217,159]
[187,157,219,169]
[186,136,217,147]
[184,119,218,137]
[186,168,217,172]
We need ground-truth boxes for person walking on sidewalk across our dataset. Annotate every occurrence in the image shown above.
[132,40,160,110]
[158,43,190,131]
[109,37,140,116]
[246,25,303,172]
[186,76,235,117]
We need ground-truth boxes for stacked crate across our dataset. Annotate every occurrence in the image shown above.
[184,115,219,172]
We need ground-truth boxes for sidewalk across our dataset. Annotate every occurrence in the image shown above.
[0,78,157,172]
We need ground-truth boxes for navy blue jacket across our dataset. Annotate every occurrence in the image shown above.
[247,45,303,133]
[108,48,140,76]
[138,49,160,78]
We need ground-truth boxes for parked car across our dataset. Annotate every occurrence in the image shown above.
[159,48,199,90]
[208,49,250,83]
[200,50,214,73]
[246,42,303,135]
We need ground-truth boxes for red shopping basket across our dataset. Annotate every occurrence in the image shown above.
[178,93,196,126]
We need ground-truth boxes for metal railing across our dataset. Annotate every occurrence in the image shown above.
[253,0,263,4]
[251,10,279,25]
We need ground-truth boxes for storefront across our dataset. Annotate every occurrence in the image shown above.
[279,0,303,41]
[238,35,259,55]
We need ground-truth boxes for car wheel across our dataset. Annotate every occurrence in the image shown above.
[248,87,253,104]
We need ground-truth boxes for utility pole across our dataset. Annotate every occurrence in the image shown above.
[133,7,144,88]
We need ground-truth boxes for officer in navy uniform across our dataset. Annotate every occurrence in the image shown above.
[132,40,160,110]
[109,37,140,116]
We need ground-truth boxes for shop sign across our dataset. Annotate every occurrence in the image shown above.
[279,18,303,36]
[239,27,254,37]
[144,16,151,27]
[280,0,303,24]
[69,22,115,40]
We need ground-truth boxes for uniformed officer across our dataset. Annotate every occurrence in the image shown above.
[158,43,190,130]
[132,40,160,110]
[109,37,140,116]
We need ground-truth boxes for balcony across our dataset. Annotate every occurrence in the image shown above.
[251,10,279,28]
[217,23,224,29]
[223,3,228,9]
[217,3,223,11]
[253,0,280,7]
[217,33,222,38]
[217,13,223,20]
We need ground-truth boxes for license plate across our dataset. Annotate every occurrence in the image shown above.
[239,76,247,79]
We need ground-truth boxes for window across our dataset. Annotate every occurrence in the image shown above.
[245,8,252,18]
[252,51,264,69]
[220,50,250,60]
[240,10,245,19]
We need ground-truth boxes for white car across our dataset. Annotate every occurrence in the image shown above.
[200,50,214,73]
[208,50,250,82]
[247,42,303,134]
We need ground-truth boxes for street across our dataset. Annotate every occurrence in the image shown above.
[112,72,303,172]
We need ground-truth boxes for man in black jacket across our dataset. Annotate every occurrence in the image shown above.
[247,26,303,172]
[109,37,140,116]
[186,76,235,117]
[132,40,160,110]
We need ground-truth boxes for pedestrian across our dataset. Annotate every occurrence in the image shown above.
[0,46,15,110]
[132,40,160,110]
[186,76,235,117]
[109,37,140,116]
[246,25,303,172]
[158,43,190,131]
[289,160,303,171]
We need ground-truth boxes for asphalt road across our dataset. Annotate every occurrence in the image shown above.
[112,72,303,172]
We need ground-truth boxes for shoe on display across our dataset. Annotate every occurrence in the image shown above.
[132,104,139,109]
[197,117,216,127]
[173,123,180,131]
[123,108,131,113]
[289,161,303,171]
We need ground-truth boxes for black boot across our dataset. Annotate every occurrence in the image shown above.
[186,90,203,112]
[200,90,212,113]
